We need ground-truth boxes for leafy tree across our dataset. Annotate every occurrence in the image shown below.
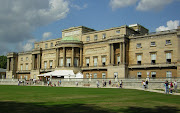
[0,55,7,69]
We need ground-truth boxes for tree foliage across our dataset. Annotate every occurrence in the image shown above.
[0,55,7,69]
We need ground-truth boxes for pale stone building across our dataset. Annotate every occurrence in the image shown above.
[6,24,180,80]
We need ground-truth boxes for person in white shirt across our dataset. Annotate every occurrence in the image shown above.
[174,80,178,93]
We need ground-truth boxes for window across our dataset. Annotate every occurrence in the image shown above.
[25,75,28,80]
[45,43,48,48]
[37,44,39,48]
[94,73,97,78]
[86,73,89,78]
[94,57,98,67]
[151,53,156,64]
[137,54,142,65]
[166,71,172,78]
[102,73,106,79]
[114,72,118,78]
[136,43,142,48]
[20,64,23,70]
[26,57,28,61]
[34,75,36,79]
[116,30,120,34]
[102,33,106,39]
[166,53,171,64]
[51,43,53,47]
[21,57,23,61]
[44,61,47,69]
[74,58,78,67]
[66,58,71,67]
[86,36,90,42]
[26,63,28,70]
[94,35,98,41]
[151,42,156,46]
[20,75,22,79]
[117,56,120,65]
[151,72,156,78]
[102,57,106,66]
[60,58,63,66]
[49,60,53,68]
[166,40,171,45]
[137,72,142,78]
[86,58,89,67]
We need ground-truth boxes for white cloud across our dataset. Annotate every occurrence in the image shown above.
[110,0,138,10]
[156,20,179,32]
[71,4,88,10]
[42,32,52,40]
[18,39,36,52]
[0,0,70,55]
[109,0,175,11]
[136,0,173,11]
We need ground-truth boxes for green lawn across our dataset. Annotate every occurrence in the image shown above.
[0,85,179,113]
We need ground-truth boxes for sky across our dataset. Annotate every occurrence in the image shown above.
[0,0,180,55]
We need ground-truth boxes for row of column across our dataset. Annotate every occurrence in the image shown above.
[7,57,15,71]
[56,47,83,67]
[32,54,41,70]
[109,42,126,65]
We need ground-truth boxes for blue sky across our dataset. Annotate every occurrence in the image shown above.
[0,0,180,55]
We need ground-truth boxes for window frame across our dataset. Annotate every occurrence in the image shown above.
[136,43,142,48]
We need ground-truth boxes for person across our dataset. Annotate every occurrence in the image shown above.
[75,81,78,86]
[104,81,106,87]
[170,82,173,94]
[118,81,120,88]
[145,80,148,89]
[109,80,111,86]
[120,80,123,88]
[174,80,178,93]
[96,80,99,88]
[143,80,146,89]
[47,81,49,86]
[58,81,60,86]
[165,80,169,94]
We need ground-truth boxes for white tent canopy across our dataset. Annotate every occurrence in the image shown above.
[75,71,83,78]
[37,70,75,78]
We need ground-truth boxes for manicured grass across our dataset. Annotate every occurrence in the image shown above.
[0,85,179,113]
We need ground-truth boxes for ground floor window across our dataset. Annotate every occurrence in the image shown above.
[102,73,106,79]
[151,72,156,78]
[94,73,97,78]
[137,72,141,78]
[166,71,172,78]
[86,73,89,78]
[114,72,118,79]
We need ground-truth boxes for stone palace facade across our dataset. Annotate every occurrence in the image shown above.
[6,24,180,80]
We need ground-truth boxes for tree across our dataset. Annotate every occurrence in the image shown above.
[0,55,7,69]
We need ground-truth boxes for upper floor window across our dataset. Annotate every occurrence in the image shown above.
[94,35,98,41]
[44,61,47,69]
[45,43,48,49]
[21,57,23,61]
[94,57,98,67]
[166,52,171,64]
[26,63,28,70]
[166,40,171,45]
[102,56,106,66]
[49,60,53,69]
[20,64,23,70]
[26,57,28,61]
[51,43,53,47]
[37,44,39,48]
[74,58,79,67]
[137,54,142,65]
[137,72,141,78]
[102,33,106,39]
[151,42,156,46]
[151,53,156,64]
[86,58,90,67]
[136,43,142,48]
[116,30,120,34]
[86,36,90,42]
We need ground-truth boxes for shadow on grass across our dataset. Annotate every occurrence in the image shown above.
[118,106,180,113]
[0,101,180,113]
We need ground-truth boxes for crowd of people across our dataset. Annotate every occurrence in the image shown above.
[164,80,178,94]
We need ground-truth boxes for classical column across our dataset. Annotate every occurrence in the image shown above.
[7,58,10,71]
[37,54,41,69]
[80,48,83,67]
[56,48,59,67]
[11,57,14,70]
[111,44,114,65]
[32,55,35,70]
[120,42,122,64]
[109,44,111,65]
[63,47,66,67]
[123,42,125,64]
[71,47,74,67]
